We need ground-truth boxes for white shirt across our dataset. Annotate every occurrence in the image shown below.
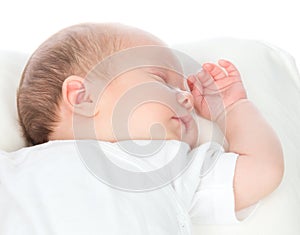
[0,140,250,235]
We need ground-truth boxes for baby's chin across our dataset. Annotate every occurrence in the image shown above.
[93,121,197,148]
[95,130,196,149]
[148,121,197,148]
[163,129,196,149]
[176,123,199,149]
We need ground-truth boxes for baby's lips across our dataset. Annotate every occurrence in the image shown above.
[179,114,193,124]
[175,114,197,137]
[172,114,193,127]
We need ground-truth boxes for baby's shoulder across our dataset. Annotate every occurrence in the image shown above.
[0,140,79,170]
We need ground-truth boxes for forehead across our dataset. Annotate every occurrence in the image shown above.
[90,45,182,76]
[85,46,187,94]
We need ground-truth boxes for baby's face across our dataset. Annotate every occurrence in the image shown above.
[93,66,198,147]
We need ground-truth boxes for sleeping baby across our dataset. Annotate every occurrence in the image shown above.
[0,23,284,234]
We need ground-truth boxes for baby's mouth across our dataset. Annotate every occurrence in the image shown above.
[171,114,193,131]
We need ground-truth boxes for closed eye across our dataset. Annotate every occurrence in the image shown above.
[145,67,186,91]
[149,73,175,90]
[149,70,167,83]
[151,74,167,84]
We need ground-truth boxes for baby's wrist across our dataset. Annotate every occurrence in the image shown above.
[215,99,250,125]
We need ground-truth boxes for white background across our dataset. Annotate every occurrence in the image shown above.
[1,0,299,70]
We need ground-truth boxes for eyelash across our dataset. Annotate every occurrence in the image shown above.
[152,75,166,84]
[150,71,167,82]
[149,70,187,92]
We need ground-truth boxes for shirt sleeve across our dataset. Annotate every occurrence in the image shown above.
[172,142,258,225]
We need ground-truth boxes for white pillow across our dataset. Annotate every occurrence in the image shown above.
[173,39,300,234]
[0,51,28,151]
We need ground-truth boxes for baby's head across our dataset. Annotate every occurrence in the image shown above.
[17,23,197,147]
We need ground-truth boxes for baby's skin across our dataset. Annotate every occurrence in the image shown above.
[187,60,284,211]
[55,53,284,212]
[16,21,283,214]
[188,60,246,120]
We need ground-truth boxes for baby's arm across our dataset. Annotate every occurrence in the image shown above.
[187,60,284,211]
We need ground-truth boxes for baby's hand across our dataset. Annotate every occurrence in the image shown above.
[187,60,247,120]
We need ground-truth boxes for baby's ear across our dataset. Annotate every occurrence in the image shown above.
[62,75,96,117]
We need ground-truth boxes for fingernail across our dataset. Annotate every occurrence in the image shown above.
[203,64,213,71]
[187,74,196,82]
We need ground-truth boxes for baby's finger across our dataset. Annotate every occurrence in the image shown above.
[187,75,195,91]
[195,69,214,87]
[218,59,241,78]
[187,75,203,94]
[202,63,226,80]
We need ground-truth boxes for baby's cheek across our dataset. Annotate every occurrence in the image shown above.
[127,103,173,140]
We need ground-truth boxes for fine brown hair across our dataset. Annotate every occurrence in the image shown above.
[17,23,164,145]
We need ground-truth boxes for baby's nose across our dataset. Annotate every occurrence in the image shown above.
[176,90,194,112]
